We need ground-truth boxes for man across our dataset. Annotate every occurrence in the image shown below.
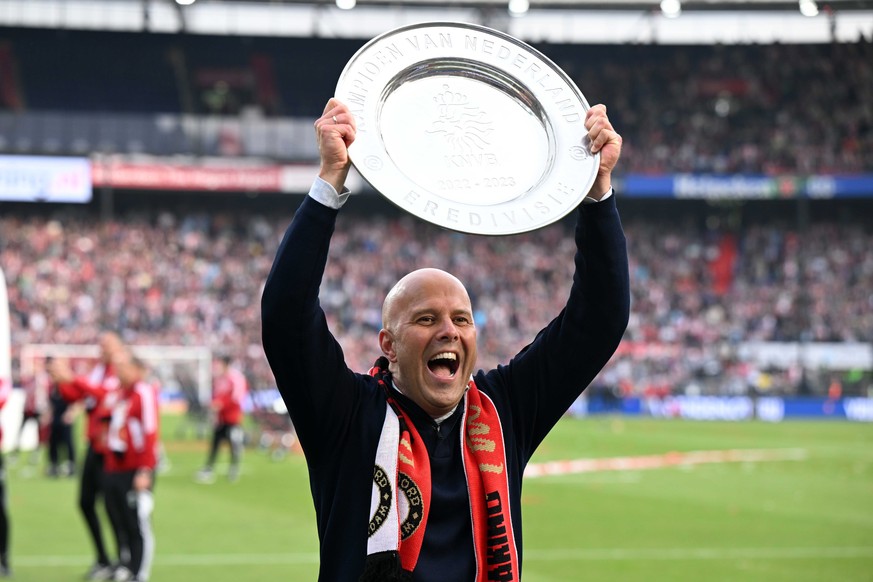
[197,355,249,483]
[102,355,159,582]
[261,98,629,581]
[46,367,78,478]
[50,332,129,580]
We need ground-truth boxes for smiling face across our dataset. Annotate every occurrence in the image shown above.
[379,268,478,418]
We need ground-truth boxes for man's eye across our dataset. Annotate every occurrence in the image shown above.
[454,317,471,325]
[418,316,435,324]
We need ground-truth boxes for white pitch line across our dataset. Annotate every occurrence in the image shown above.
[13,546,873,568]
[12,553,319,567]
[525,546,873,561]
[524,448,808,478]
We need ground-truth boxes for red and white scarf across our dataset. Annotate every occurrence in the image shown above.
[364,358,520,581]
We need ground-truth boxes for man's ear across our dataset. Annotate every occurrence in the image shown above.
[378,329,397,362]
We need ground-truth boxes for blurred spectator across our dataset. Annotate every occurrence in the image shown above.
[196,355,248,484]
[46,370,77,478]
[50,332,131,581]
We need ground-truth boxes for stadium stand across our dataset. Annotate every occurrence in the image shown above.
[0,27,870,173]
[1,27,871,401]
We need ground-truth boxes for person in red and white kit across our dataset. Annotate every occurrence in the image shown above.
[0,375,12,577]
[9,359,50,469]
[197,355,248,483]
[103,354,159,582]
[49,331,130,581]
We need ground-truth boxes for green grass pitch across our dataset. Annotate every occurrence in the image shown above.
[6,416,872,581]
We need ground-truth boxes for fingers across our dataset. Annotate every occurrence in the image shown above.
[584,104,622,196]
[315,98,356,191]
[314,100,357,157]
[321,97,347,117]
[585,104,621,155]
[315,98,357,142]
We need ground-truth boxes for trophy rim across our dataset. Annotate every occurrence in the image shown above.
[336,21,600,236]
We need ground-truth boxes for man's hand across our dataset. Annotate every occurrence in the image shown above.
[585,104,623,200]
[315,98,357,194]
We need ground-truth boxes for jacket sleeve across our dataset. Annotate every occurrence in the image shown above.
[260,196,361,467]
[57,377,99,403]
[488,195,630,457]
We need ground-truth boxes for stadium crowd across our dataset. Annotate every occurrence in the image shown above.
[2,201,871,400]
[1,29,872,403]
[564,40,873,175]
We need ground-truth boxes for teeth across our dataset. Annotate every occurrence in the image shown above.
[430,352,457,362]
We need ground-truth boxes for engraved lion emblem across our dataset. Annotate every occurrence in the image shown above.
[426,85,493,153]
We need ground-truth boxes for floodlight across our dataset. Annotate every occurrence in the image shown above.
[508,0,530,16]
[799,0,819,17]
[660,0,681,18]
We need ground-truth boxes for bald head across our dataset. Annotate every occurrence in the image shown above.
[382,268,471,331]
[378,268,478,418]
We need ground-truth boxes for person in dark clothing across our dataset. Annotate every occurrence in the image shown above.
[47,376,77,478]
[261,98,629,581]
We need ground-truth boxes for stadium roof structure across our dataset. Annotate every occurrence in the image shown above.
[219,0,873,9]
[0,0,871,43]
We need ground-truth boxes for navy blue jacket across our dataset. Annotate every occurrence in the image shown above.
[261,194,629,581]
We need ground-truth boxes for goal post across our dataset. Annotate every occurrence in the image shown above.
[19,343,213,412]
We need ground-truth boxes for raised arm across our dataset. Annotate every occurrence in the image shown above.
[491,104,631,454]
[48,358,100,402]
[260,100,362,462]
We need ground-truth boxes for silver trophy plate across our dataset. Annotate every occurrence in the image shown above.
[336,21,600,236]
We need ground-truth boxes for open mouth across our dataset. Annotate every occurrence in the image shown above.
[427,352,460,379]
